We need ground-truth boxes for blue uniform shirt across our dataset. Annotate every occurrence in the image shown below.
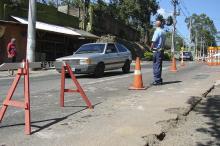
[152,27,166,49]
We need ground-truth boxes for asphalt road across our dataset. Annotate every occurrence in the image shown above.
[0,61,195,138]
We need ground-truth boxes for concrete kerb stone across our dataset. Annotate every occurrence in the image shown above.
[143,83,216,146]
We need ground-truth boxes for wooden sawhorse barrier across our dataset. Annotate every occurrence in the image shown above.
[60,62,93,109]
[0,61,93,135]
[0,60,31,134]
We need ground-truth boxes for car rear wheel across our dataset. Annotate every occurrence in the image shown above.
[122,60,130,73]
[94,63,105,77]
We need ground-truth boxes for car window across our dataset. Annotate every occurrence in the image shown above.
[75,44,105,54]
[183,52,192,56]
[116,43,128,52]
[106,44,118,53]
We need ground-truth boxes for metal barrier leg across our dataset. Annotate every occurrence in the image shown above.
[60,66,65,107]
[24,60,31,135]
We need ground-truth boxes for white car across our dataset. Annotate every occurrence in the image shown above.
[56,43,132,77]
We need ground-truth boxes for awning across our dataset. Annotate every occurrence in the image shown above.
[11,16,99,39]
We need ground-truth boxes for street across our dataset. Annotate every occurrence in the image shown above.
[1,61,219,146]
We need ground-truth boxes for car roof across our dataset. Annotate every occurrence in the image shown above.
[83,42,119,45]
[82,43,107,45]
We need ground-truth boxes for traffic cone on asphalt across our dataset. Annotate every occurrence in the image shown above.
[129,57,147,90]
[170,57,177,72]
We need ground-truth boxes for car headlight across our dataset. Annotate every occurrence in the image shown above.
[80,59,92,65]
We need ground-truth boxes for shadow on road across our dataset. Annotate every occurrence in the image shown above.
[72,71,134,79]
[0,102,102,135]
[194,95,220,146]
[162,81,182,85]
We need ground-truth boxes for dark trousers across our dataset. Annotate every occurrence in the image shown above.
[153,51,163,83]
[8,56,16,75]
[7,56,16,63]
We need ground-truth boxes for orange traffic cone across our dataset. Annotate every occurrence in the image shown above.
[170,57,177,72]
[129,57,147,90]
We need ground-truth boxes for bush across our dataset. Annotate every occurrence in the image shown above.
[163,52,171,61]
[144,51,153,61]
[144,51,171,61]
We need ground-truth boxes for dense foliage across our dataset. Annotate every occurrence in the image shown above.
[185,13,217,46]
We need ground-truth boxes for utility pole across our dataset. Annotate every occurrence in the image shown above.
[195,30,198,60]
[200,37,202,59]
[202,37,205,60]
[170,0,179,72]
[26,0,36,62]
[171,0,179,55]
[189,17,192,52]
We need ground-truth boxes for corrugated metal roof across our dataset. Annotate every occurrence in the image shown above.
[12,16,80,36]
[11,16,99,39]
[67,27,99,39]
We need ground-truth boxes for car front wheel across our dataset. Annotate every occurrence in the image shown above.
[94,63,105,77]
[122,60,130,73]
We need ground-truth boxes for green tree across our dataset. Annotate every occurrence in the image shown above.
[185,13,217,47]
[48,0,59,7]
[60,0,90,30]
[164,31,184,52]
[116,0,159,44]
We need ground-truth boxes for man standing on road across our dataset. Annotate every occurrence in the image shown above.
[7,38,17,75]
[151,20,166,85]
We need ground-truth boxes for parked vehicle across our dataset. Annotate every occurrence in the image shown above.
[179,51,193,61]
[55,43,132,77]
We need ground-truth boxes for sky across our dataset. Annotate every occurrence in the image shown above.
[157,0,220,43]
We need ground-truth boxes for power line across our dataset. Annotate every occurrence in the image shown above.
[179,6,187,18]
[179,0,190,16]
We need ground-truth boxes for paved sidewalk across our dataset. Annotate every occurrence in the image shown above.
[0,61,150,79]
[0,69,59,79]
[158,80,220,146]
[0,63,219,146]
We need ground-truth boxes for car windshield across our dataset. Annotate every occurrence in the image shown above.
[75,44,105,54]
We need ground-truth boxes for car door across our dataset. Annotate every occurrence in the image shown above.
[115,43,131,67]
[104,43,120,70]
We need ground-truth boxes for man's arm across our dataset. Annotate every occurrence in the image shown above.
[151,30,159,50]
[7,43,11,53]
[151,42,154,50]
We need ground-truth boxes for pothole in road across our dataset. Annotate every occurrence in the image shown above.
[142,85,215,146]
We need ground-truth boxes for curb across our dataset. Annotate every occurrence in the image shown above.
[143,84,216,146]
